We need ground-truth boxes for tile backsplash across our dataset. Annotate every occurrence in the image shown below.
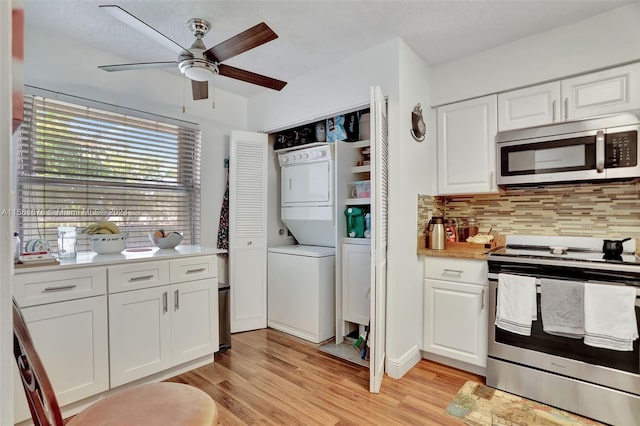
[418,181,640,239]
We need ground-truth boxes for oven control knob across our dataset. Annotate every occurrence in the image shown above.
[280,156,288,164]
[296,154,302,159]
[319,150,327,157]
[303,153,309,159]
[288,155,295,162]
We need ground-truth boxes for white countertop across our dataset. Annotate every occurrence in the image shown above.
[15,245,227,273]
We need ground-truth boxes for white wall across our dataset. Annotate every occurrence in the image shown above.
[24,28,248,249]
[249,38,436,379]
[431,2,640,106]
[1,3,14,422]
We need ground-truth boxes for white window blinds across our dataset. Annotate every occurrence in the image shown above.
[17,94,201,251]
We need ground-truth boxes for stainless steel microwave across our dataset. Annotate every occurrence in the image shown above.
[496,111,640,186]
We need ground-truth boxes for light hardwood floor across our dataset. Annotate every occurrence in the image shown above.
[166,329,483,425]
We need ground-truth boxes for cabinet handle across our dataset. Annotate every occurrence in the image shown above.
[129,274,154,282]
[552,100,556,122]
[247,241,252,246]
[43,284,76,292]
[564,98,569,121]
[443,269,463,274]
[289,178,292,191]
[174,289,179,310]
[481,289,485,310]
[163,292,168,313]
[186,268,206,274]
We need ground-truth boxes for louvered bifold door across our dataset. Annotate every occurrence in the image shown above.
[229,131,268,332]
[370,85,388,393]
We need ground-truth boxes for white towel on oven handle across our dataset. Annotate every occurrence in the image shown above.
[495,273,538,336]
[584,282,639,351]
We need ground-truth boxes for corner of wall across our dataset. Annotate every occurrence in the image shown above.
[386,344,422,379]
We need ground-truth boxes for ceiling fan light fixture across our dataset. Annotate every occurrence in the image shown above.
[179,58,218,81]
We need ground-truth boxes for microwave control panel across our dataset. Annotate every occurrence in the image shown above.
[605,131,637,168]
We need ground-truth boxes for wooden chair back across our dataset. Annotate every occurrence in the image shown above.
[13,297,65,426]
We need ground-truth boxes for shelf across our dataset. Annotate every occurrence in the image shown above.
[273,142,328,153]
[345,197,370,205]
[349,140,370,149]
[352,165,371,173]
[343,237,371,245]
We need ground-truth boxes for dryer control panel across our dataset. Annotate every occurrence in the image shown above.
[278,144,334,166]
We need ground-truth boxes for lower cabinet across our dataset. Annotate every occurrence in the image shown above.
[342,242,370,326]
[109,278,217,387]
[14,296,109,422]
[423,257,488,369]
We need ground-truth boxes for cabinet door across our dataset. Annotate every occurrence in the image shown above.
[423,279,488,367]
[109,286,171,387]
[498,82,561,131]
[229,130,268,332]
[437,94,498,195]
[342,243,370,325]
[562,62,640,121]
[14,296,108,423]
[171,279,217,365]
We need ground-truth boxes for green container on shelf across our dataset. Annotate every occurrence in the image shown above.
[344,207,365,238]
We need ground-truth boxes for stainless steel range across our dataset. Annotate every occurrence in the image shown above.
[487,235,640,425]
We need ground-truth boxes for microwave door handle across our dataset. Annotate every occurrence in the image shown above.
[596,130,605,173]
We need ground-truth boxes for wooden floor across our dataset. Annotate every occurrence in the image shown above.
[166,329,483,425]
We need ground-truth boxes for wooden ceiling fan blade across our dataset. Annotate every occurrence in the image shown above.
[218,64,286,91]
[191,80,209,100]
[99,5,188,54]
[99,61,178,72]
[204,22,277,62]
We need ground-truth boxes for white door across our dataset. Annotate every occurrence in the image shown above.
[437,95,498,195]
[498,82,561,131]
[230,130,268,332]
[562,62,640,121]
[342,243,370,325]
[108,286,171,387]
[281,161,331,205]
[13,296,109,422]
[369,85,388,393]
[171,279,217,365]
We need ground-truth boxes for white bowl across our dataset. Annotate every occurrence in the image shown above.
[148,232,183,249]
[90,234,126,254]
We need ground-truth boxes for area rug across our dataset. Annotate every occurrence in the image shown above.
[445,381,603,425]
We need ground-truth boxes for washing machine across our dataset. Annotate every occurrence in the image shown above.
[267,245,335,343]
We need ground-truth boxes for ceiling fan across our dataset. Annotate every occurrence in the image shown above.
[98,4,287,100]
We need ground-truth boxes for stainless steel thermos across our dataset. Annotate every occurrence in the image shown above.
[428,216,446,250]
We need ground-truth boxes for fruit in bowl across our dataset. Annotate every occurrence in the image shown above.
[148,230,183,249]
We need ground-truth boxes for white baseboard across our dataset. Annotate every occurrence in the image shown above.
[421,351,487,377]
[386,344,421,379]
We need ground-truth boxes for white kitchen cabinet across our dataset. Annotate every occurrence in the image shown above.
[498,82,561,131]
[437,94,498,195]
[498,62,640,131]
[562,62,640,121]
[13,296,109,423]
[229,130,268,333]
[341,242,370,326]
[109,258,217,387]
[423,257,488,369]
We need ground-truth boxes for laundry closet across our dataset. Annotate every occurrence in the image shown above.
[228,86,388,393]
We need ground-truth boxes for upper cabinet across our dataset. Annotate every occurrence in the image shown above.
[498,62,640,131]
[437,94,498,195]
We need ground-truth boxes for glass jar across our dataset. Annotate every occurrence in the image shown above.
[467,217,479,238]
[457,218,469,242]
[445,218,457,242]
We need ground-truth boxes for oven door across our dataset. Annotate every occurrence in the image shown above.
[488,277,640,397]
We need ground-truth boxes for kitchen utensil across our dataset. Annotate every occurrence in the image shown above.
[90,234,126,254]
[149,231,183,249]
[344,207,365,238]
[427,216,445,250]
[602,237,632,257]
[57,226,77,258]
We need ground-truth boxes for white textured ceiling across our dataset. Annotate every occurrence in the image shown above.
[24,0,636,98]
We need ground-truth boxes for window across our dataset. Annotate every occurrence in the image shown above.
[17,91,201,252]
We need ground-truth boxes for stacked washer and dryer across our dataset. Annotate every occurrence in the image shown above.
[267,144,336,343]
